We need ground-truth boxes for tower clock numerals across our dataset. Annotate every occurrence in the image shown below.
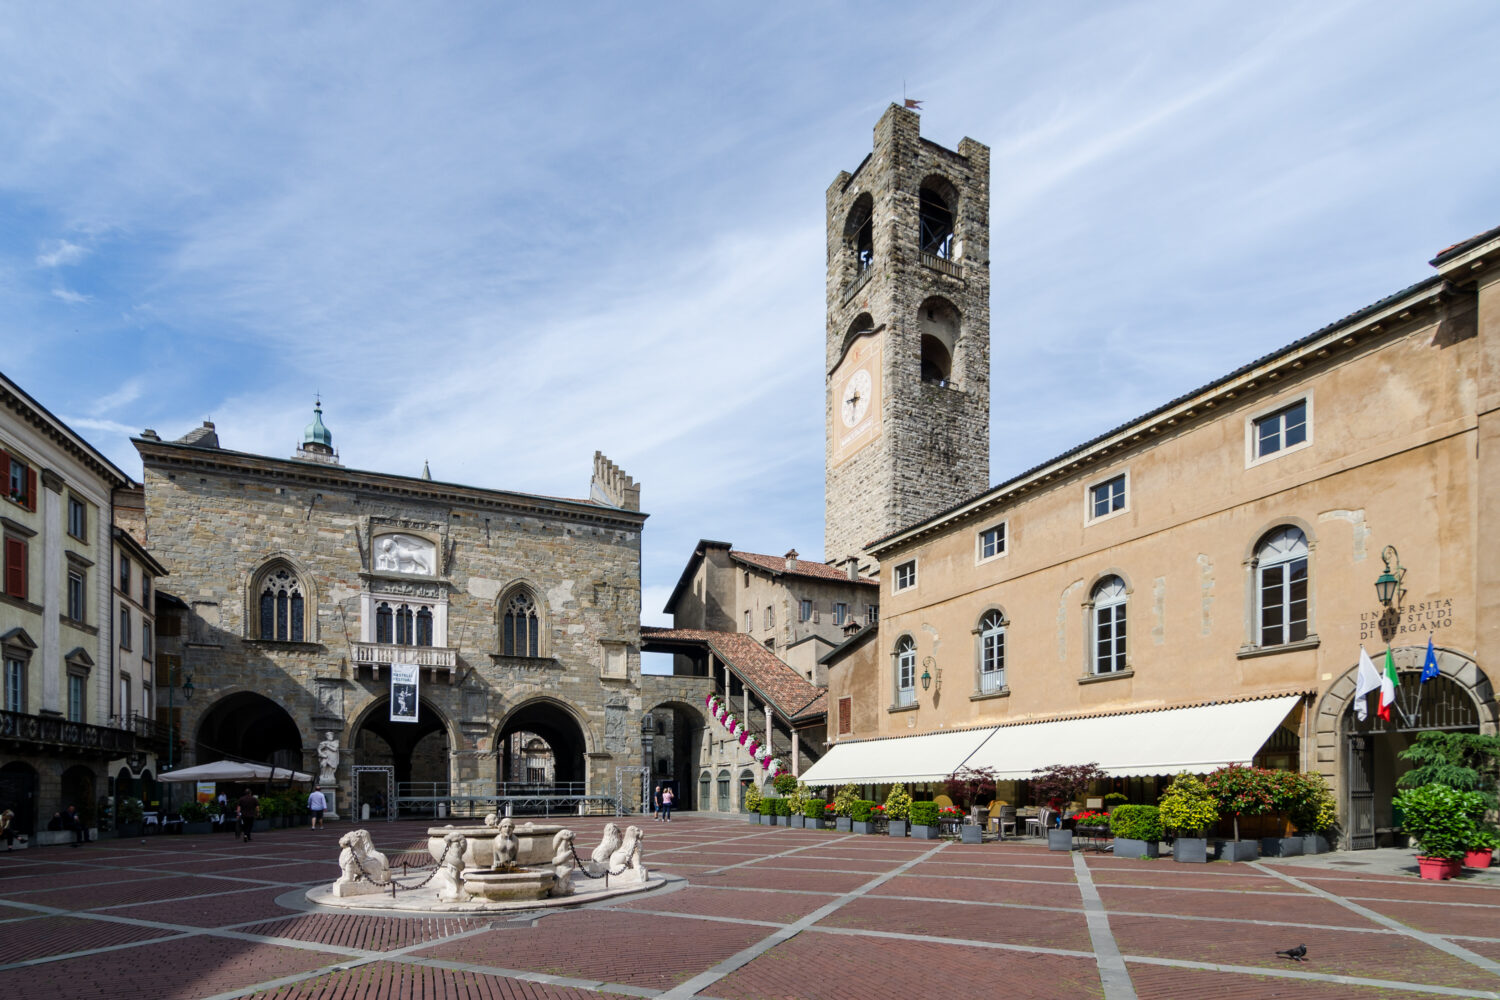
[841,369,872,428]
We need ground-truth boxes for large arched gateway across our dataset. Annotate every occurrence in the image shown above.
[195,691,305,772]
[1316,644,1497,849]
[496,699,589,790]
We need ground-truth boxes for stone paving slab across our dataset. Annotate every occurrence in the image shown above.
[242,960,641,999]
[1127,962,1470,999]
[874,872,1084,908]
[108,885,304,926]
[1095,883,1385,928]
[237,912,490,951]
[814,894,1095,951]
[1354,897,1500,938]
[609,884,836,923]
[0,913,179,963]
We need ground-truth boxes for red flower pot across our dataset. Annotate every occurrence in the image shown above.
[1463,848,1493,869]
[1417,855,1463,880]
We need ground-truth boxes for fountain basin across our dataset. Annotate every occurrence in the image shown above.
[461,867,555,902]
[428,822,564,869]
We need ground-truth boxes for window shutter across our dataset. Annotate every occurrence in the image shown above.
[838,696,851,735]
[0,451,8,491]
[24,466,36,511]
[4,538,24,599]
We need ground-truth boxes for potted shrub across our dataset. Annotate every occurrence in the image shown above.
[744,783,763,822]
[801,798,824,828]
[1258,770,1305,858]
[1160,772,1218,863]
[833,783,858,832]
[909,800,940,840]
[1465,827,1497,869]
[179,800,213,835]
[774,797,792,826]
[852,800,879,835]
[758,797,775,825]
[1206,764,1273,862]
[1109,804,1162,859]
[1031,762,1107,851]
[261,793,287,829]
[115,796,144,838]
[787,782,809,828]
[944,765,998,821]
[1284,772,1337,854]
[885,784,912,837]
[1395,783,1483,880]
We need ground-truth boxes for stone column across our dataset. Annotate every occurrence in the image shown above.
[764,705,773,766]
[791,723,800,776]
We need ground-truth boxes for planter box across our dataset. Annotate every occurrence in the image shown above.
[888,820,908,838]
[960,825,983,845]
[182,821,213,836]
[1300,834,1330,855]
[1418,855,1463,880]
[1260,836,1303,858]
[1464,848,1493,869]
[853,821,878,835]
[748,813,761,824]
[1047,828,1073,852]
[1173,837,1208,863]
[116,823,143,839]
[1217,840,1260,862]
[911,824,939,840]
[790,815,805,829]
[1115,837,1159,860]
[777,815,790,827]
[836,817,852,833]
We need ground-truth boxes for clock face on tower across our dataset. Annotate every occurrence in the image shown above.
[841,369,872,427]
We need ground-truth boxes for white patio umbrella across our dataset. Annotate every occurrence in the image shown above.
[157,760,314,783]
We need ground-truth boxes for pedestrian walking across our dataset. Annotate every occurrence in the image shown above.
[651,785,662,821]
[236,788,258,841]
[307,788,327,830]
[64,805,86,846]
[661,786,674,822]
[1,809,14,850]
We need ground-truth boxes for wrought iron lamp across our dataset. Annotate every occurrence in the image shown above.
[920,656,934,692]
[1375,546,1405,608]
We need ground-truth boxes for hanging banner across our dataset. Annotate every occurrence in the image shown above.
[196,782,216,804]
[390,663,420,723]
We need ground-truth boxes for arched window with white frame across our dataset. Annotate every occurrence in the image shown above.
[1091,576,1127,675]
[894,636,916,707]
[1257,526,1309,646]
[977,610,1006,694]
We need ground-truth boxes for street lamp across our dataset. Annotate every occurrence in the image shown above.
[1375,546,1405,608]
[920,656,934,692]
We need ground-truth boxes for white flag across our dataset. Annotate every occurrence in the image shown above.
[390,663,420,723]
[1353,646,1381,721]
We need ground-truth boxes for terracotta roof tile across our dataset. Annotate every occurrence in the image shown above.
[729,550,877,587]
[640,627,826,720]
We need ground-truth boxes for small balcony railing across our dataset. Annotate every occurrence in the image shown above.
[352,641,457,670]
[0,710,136,755]
[979,670,1006,694]
[920,252,962,278]
[895,687,917,708]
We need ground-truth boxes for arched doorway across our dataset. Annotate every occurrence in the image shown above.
[1317,645,1496,849]
[645,701,706,810]
[350,697,452,814]
[497,699,587,791]
[195,691,305,771]
[0,761,39,835]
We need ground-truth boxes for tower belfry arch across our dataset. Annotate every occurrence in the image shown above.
[824,104,991,570]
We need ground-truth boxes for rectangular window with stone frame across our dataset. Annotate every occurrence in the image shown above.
[68,496,87,539]
[67,569,86,622]
[3,535,26,600]
[67,672,85,723]
[119,606,131,651]
[4,655,24,713]
[798,599,812,622]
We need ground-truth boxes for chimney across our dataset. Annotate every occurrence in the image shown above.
[845,556,860,582]
[784,549,798,572]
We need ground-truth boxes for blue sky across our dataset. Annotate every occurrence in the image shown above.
[4,3,1499,668]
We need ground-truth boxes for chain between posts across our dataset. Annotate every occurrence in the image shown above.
[349,839,450,893]
[570,843,628,879]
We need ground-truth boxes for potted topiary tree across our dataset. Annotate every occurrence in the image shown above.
[851,799,879,835]
[1205,764,1274,861]
[801,797,825,828]
[1031,762,1107,852]
[1109,804,1163,859]
[1394,783,1484,880]
[758,797,775,825]
[909,800,940,840]
[787,781,810,828]
[1260,770,1306,858]
[1287,772,1337,855]
[833,783,858,832]
[1159,772,1218,863]
[885,784,912,837]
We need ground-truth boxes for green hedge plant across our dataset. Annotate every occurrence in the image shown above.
[802,798,824,819]
[884,784,912,821]
[832,783,860,817]
[178,801,211,823]
[759,798,775,816]
[1394,783,1484,860]
[909,801,939,827]
[1108,804,1162,842]
[851,800,876,823]
[772,797,791,817]
[744,784,763,814]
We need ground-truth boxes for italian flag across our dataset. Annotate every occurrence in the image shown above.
[1377,647,1399,721]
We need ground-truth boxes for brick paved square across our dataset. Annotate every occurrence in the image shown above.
[108,885,303,926]
[876,872,1084,908]
[612,884,835,923]
[0,914,178,963]
[1094,883,1382,928]
[240,961,638,999]
[1353,897,1500,938]
[1129,962,1467,999]
[814,895,1094,951]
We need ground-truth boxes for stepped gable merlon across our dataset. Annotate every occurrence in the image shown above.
[641,627,826,721]
[590,451,640,511]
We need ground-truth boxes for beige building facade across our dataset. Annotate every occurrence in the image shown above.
[814,224,1500,849]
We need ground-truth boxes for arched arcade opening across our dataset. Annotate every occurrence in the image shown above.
[351,697,452,815]
[195,691,304,771]
[497,699,587,791]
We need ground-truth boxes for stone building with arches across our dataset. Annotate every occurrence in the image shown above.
[809,113,1500,849]
[134,411,648,813]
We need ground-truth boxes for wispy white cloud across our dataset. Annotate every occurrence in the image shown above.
[50,286,90,304]
[91,377,142,415]
[35,239,88,268]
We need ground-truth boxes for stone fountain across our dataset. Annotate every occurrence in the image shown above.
[306,815,660,912]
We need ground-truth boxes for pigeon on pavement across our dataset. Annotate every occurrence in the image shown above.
[1276,944,1308,962]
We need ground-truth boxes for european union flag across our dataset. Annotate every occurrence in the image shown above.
[1421,635,1440,682]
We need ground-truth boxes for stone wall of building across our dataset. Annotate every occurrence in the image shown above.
[136,430,647,808]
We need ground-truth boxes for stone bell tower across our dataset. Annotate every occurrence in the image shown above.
[824,104,991,570]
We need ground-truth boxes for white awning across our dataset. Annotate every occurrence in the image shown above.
[158,761,314,783]
[799,727,998,787]
[962,695,1303,779]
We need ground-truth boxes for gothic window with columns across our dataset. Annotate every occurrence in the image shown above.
[256,565,305,642]
[375,602,433,647]
[502,590,541,657]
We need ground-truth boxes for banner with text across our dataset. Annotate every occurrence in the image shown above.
[391,663,420,723]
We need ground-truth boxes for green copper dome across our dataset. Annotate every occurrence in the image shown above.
[303,400,333,448]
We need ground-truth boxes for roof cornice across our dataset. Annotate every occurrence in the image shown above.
[869,276,1453,557]
[0,374,134,488]
[134,438,648,531]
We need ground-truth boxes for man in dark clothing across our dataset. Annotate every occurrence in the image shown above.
[65,805,85,846]
[236,789,258,842]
